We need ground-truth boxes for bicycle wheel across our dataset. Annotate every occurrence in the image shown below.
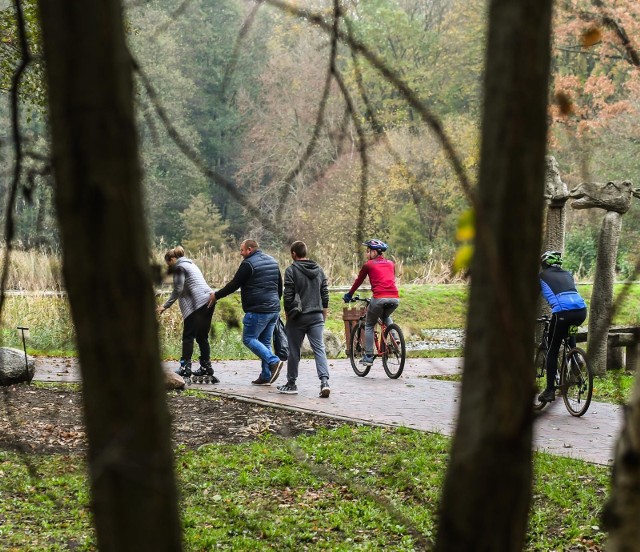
[382,323,406,379]
[350,323,371,377]
[561,347,592,417]
[533,347,548,411]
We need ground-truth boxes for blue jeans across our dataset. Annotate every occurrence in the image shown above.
[242,311,281,379]
[365,298,399,356]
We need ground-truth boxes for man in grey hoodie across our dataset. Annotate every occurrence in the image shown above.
[277,241,331,397]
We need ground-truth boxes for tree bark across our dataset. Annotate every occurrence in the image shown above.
[37,2,182,550]
[604,384,640,549]
[587,210,621,376]
[436,0,553,550]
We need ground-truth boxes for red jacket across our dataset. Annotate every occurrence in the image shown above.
[348,257,399,298]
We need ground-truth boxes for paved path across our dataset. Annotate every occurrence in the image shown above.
[33,356,622,466]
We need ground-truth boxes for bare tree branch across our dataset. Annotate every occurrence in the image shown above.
[132,54,287,240]
[575,0,640,67]
[274,0,339,226]
[264,0,475,206]
[220,1,263,99]
[1,0,32,321]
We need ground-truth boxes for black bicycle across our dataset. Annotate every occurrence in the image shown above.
[347,295,406,378]
[533,316,593,416]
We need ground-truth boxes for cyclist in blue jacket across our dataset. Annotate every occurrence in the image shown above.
[538,250,587,403]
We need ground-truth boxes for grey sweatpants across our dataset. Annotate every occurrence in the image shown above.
[285,312,329,383]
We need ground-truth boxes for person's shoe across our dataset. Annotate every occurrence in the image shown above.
[175,360,192,378]
[360,355,374,367]
[277,382,298,394]
[252,376,271,386]
[538,388,556,403]
[319,380,331,398]
[269,360,284,383]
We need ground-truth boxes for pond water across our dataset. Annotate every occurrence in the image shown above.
[406,329,465,351]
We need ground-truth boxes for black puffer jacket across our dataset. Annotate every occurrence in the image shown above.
[283,260,329,315]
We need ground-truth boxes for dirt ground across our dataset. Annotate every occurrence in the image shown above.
[0,384,349,455]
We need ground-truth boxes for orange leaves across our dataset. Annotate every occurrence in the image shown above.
[554,91,574,116]
[581,26,602,48]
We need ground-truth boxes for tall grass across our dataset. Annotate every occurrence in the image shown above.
[0,247,64,290]
[1,243,462,291]
[0,296,75,354]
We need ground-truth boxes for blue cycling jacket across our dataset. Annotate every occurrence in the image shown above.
[540,266,587,313]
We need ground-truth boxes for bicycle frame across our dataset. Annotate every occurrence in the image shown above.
[353,298,388,356]
[534,315,592,416]
[347,294,406,379]
[537,317,575,378]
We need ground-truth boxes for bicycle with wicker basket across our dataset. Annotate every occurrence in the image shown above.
[346,295,406,378]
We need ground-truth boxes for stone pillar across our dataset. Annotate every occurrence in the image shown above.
[570,180,638,376]
[538,157,569,327]
[542,156,568,252]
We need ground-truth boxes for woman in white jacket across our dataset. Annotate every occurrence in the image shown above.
[157,246,217,383]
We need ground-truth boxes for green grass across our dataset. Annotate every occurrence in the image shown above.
[593,371,635,404]
[5,282,640,360]
[423,371,636,406]
[0,423,609,551]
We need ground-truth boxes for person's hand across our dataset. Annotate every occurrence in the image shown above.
[343,293,352,303]
[157,306,166,315]
[207,292,217,308]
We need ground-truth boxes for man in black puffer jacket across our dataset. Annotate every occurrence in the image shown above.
[209,239,284,385]
[278,241,331,398]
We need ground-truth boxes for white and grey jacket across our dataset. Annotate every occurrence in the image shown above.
[162,258,213,319]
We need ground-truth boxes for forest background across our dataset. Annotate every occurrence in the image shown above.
[0,0,638,550]
[0,0,638,285]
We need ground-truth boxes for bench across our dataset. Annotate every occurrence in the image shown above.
[575,326,640,371]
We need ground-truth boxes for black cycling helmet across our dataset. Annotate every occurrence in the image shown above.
[541,250,562,267]
[363,239,388,252]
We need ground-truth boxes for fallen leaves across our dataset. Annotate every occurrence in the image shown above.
[0,385,347,453]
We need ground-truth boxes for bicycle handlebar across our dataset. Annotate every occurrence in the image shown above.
[347,294,370,304]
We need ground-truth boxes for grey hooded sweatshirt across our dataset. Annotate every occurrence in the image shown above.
[283,259,329,315]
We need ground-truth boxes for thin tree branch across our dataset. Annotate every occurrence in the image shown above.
[132,54,286,240]
[332,68,368,250]
[264,0,475,208]
[0,0,31,320]
[274,0,339,226]
[220,1,263,100]
[577,0,640,67]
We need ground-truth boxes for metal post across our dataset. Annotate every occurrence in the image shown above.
[17,326,29,375]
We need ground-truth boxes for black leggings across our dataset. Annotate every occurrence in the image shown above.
[182,303,215,363]
[546,308,587,390]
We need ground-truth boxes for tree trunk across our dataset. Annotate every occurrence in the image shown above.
[587,211,621,376]
[37,2,182,550]
[436,0,553,550]
[604,382,640,549]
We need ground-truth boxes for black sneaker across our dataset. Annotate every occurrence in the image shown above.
[319,380,331,398]
[191,366,210,378]
[538,388,556,403]
[269,360,284,383]
[277,382,298,394]
[175,362,192,378]
[252,376,271,386]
